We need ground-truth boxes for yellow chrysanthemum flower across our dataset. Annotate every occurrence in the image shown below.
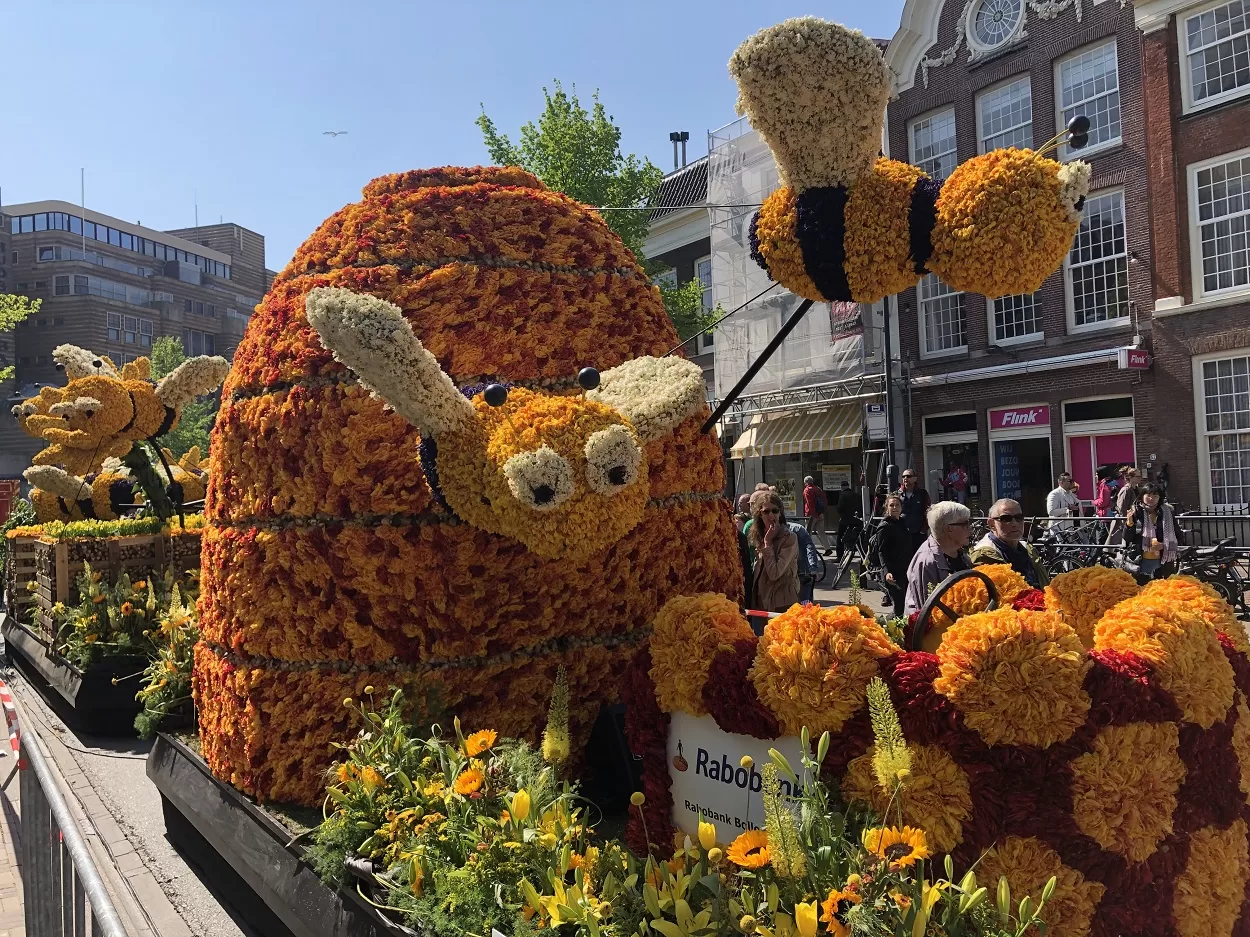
[649,593,755,715]
[1172,819,1249,937]
[452,766,485,796]
[726,829,770,869]
[464,729,497,757]
[978,837,1105,937]
[1045,566,1139,647]
[842,744,972,854]
[932,562,1030,629]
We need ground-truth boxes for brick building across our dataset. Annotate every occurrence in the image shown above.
[885,0,1160,515]
[1135,0,1250,508]
[0,201,271,477]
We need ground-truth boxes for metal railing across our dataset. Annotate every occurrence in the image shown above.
[19,727,128,937]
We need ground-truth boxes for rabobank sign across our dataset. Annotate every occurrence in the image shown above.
[666,710,809,845]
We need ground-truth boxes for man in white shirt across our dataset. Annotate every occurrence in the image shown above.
[1046,473,1082,530]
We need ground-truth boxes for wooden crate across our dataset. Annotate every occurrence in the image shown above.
[3,535,39,621]
[31,530,202,638]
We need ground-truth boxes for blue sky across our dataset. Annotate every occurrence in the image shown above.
[7,1,905,271]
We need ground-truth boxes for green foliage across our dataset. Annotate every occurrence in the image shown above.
[134,581,200,739]
[656,277,720,345]
[148,335,217,458]
[477,81,663,261]
[5,513,203,543]
[0,499,37,566]
[0,294,41,382]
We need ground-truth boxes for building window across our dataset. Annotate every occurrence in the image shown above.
[195,301,205,316]
[968,0,1025,50]
[184,298,193,313]
[123,315,139,344]
[37,246,55,262]
[992,292,1042,342]
[34,281,46,290]
[919,272,967,354]
[1184,0,1250,110]
[73,275,88,295]
[696,255,714,349]
[183,329,216,357]
[1201,353,1250,503]
[107,312,122,343]
[207,304,216,318]
[10,252,17,264]
[978,77,1032,152]
[1057,40,1121,158]
[54,276,70,296]
[1192,150,1250,296]
[910,109,958,182]
[1067,190,1129,328]
[140,319,152,347]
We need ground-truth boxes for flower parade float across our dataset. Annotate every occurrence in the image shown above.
[1,343,223,731]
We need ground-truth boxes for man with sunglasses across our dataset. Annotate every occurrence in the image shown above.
[970,498,1049,588]
[897,469,931,557]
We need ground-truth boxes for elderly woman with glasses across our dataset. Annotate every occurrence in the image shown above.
[747,489,800,612]
[904,500,973,616]
[970,498,1049,588]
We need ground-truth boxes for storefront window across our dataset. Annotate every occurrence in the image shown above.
[988,405,1053,515]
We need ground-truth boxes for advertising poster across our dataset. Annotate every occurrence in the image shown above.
[821,464,852,490]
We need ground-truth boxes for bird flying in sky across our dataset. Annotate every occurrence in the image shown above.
[322,131,348,137]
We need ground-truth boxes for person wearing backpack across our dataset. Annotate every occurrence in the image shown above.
[803,476,832,555]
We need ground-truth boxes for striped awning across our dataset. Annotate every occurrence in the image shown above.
[729,405,863,459]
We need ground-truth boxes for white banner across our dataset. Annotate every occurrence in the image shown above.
[666,710,809,845]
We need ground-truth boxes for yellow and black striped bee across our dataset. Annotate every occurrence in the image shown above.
[730,18,1092,304]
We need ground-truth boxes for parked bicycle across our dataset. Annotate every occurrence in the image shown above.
[1174,537,1249,616]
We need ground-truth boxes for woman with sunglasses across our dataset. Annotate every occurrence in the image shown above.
[970,498,1050,588]
[747,489,800,612]
[904,500,973,616]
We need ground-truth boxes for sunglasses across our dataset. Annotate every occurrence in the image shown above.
[762,508,781,515]
[949,520,970,527]
[992,513,1025,523]
[901,475,916,480]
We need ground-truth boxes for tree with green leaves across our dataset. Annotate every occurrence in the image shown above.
[477,84,720,344]
[0,294,41,382]
[149,336,217,458]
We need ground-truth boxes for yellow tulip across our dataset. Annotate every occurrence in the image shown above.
[511,789,532,822]
[698,819,717,851]
[794,902,819,937]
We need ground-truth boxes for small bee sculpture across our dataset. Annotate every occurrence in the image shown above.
[305,287,707,563]
[15,343,230,522]
[733,18,1092,303]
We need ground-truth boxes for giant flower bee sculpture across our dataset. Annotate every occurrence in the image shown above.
[734,17,1092,303]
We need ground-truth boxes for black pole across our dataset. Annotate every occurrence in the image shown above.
[702,298,814,434]
[882,296,896,467]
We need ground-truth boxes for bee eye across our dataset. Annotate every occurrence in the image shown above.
[84,410,94,418]
[502,446,574,512]
[584,424,642,495]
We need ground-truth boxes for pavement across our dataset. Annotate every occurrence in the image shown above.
[0,741,22,937]
[0,656,252,937]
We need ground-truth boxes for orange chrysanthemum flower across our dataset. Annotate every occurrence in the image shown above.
[726,829,770,869]
[453,766,485,796]
[464,729,497,757]
[120,602,134,615]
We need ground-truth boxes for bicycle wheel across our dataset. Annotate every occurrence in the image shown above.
[813,555,829,585]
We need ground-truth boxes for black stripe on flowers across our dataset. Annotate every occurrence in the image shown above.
[748,210,770,275]
[418,435,452,514]
[909,175,942,275]
[794,186,852,302]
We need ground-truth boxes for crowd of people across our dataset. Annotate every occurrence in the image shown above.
[732,459,1178,618]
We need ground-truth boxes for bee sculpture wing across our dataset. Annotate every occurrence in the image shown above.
[23,465,90,501]
[729,18,892,192]
[52,344,119,379]
[586,356,707,443]
[304,287,475,438]
[153,356,231,410]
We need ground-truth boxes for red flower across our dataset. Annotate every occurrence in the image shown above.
[1011,588,1046,611]
[701,638,780,739]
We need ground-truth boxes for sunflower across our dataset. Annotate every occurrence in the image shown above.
[864,826,930,869]
[821,887,862,936]
[464,729,498,757]
[726,829,770,869]
[121,602,134,615]
[453,766,485,796]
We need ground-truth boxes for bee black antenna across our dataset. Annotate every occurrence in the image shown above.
[1037,115,1091,157]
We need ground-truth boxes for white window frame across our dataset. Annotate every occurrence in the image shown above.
[653,267,677,288]
[1192,347,1250,506]
[695,254,715,352]
[977,75,1033,153]
[1054,39,1123,160]
[1179,0,1250,114]
[988,291,1044,346]
[917,272,969,359]
[1064,187,1132,334]
[908,107,958,182]
[1188,145,1250,301]
[965,0,1027,54]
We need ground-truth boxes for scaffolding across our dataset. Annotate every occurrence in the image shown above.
[706,120,872,404]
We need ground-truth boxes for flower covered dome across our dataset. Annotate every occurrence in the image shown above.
[196,167,741,804]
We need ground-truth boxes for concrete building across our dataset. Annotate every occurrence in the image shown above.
[885,0,1158,515]
[1135,0,1250,508]
[0,201,269,476]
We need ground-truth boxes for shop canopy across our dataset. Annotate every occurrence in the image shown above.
[728,404,863,459]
